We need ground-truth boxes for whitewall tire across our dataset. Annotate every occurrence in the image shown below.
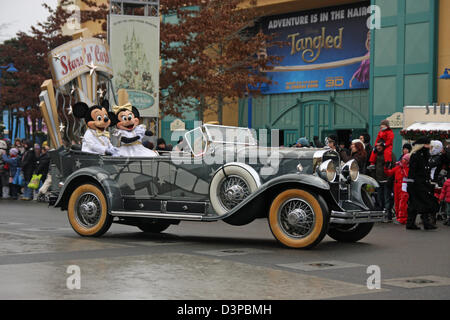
[209,164,260,216]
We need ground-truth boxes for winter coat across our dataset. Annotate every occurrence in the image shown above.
[408,147,439,214]
[409,148,431,184]
[369,128,394,164]
[21,149,37,182]
[442,148,450,179]
[374,152,387,182]
[35,152,50,182]
[374,152,396,183]
[439,179,450,203]
[385,165,409,190]
[340,150,367,174]
[0,153,7,175]
[429,154,444,185]
[0,153,9,185]
[385,163,410,223]
[365,143,373,168]
[2,154,20,178]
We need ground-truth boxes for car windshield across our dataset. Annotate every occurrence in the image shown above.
[184,127,207,156]
[203,125,257,146]
[184,125,258,156]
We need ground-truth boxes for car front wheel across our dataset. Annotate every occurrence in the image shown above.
[67,184,113,237]
[268,189,329,249]
[327,223,374,243]
[327,187,375,243]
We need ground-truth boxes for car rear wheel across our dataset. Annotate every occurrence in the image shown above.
[268,189,329,249]
[67,184,112,237]
[209,165,260,218]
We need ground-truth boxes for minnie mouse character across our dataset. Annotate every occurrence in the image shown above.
[110,103,157,157]
[73,100,119,156]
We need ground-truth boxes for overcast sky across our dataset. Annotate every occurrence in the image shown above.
[0,0,59,43]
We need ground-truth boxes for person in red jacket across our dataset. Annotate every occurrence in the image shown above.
[439,178,450,226]
[369,120,395,167]
[384,153,410,225]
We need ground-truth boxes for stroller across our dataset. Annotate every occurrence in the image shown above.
[36,174,52,203]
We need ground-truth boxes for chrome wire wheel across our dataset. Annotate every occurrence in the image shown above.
[217,175,251,210]
[68,184,112,237]
[74,192,102,228]
[278,198,316,239]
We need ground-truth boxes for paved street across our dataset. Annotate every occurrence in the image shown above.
[0,200,449,300]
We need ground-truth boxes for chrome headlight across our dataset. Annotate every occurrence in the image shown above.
[342,159,360,182]
[319,159,336,182]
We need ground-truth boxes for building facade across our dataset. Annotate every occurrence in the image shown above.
[59,0,450,151]
[237,0,449,154]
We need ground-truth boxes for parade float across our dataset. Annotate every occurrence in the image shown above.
[39,30,114,149]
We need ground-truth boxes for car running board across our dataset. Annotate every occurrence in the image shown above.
[110,210,204,221]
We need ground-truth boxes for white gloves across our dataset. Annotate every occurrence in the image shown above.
[106,146,120,157]
[134,125,146,138]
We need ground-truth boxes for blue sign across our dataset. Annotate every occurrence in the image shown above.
[127,90,155,109]
[262,2,371,94]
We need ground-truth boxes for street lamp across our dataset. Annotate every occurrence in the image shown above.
[440,68,450,80]
[0,63,18,138]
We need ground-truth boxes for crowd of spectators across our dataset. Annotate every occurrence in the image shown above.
[293,120,450,229]
[0,138,51,201]
[2,120,450,230]
[0,134,180,202]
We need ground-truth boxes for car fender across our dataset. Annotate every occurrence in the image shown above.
[54,167,122,211]
[222,162,262,187]
[210,173,331,221]
[208,162,262,218]
[350,174,380,210]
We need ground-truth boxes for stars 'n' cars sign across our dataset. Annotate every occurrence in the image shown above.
[48,38,113,88]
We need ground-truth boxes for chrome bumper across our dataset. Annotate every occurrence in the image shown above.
[330,210,386,224]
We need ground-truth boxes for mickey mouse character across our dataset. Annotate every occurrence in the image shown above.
[73,100,119,156]
[110,103,158,157]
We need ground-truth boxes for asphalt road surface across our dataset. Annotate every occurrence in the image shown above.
[0,200,449,300]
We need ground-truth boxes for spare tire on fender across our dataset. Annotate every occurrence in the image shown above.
[209,163,261,224]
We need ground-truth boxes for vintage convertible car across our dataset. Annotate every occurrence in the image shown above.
[49,124,385,249]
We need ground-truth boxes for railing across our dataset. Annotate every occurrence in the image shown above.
[110,0,159,17]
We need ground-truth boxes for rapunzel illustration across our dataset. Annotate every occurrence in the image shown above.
[264,29,372,90]
[349,31,370,88]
